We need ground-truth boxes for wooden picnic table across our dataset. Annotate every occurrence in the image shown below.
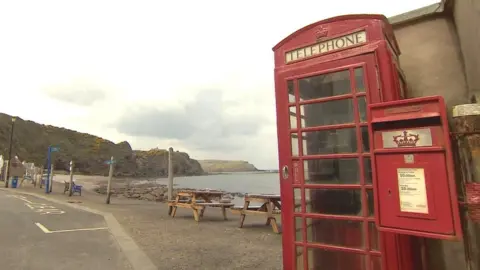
[168,189,234,222]
[231,194,282,233]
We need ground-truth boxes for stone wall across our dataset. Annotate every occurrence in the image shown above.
[452,0,480,101]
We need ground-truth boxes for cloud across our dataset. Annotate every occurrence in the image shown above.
[42,77,108,106]
[0,0,440,169]
[115,88,269,152]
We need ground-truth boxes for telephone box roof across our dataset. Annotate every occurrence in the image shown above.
[272,14,397,52]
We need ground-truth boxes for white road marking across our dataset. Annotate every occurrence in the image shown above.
[35,222,108,234]
[24,203,65,214]
[46,227,109,233]
[35,222,50,233]
[6,195,66,214]
[36,209,66,215]
[6,195,33,204]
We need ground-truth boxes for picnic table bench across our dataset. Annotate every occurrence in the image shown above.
[230,193,282,233]
[168,190,234,222]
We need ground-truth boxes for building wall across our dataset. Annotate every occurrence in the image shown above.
[393,15,469,109]
[452,0,480,101]
[393,15,469,270]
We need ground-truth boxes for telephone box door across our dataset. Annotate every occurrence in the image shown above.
[277,54,390,270]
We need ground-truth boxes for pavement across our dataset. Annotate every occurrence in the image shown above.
[0,191,132,270]
[1,180,283,270]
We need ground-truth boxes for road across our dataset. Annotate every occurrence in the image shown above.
[0,190,132,270]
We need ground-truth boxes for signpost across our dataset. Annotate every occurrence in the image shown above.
[68,160,74,197]
[167,147,174,215]
[105,156,115,204]
[45,146,59,194]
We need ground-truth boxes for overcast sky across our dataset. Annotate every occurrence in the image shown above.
[0,0,439,169]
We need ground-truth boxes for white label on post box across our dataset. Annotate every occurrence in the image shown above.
[397,168,429,214]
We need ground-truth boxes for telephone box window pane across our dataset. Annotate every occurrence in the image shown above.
[307,248,366,270]
[288,80,295,103]
[304,159,359,184]
[290,106,297,129]
[371,256,382,270]
[291,133,299,156]
[306,188,362,216]
[369,222,380,251]
[361,126,370,152]
[298,70,350,100]
[358,96,367,122]
[364,157,373,185]
[306,218,364,248]
[355,68,365,93]
[295,217,303,241]
[367,189,375,216]
[302,128,357,155]
[296,246,305,270]
[300,99,354,127]
[294,188,302,212]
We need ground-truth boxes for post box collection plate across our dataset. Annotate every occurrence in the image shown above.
[368,96,462,240]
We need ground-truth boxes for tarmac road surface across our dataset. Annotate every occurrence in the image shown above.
[0,190,132,270]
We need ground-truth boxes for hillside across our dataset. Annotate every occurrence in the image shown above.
[198,159,258,173]
[0,113,204,177]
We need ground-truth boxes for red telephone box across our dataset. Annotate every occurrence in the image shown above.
[368,96,463,240]
[273,15,420,270]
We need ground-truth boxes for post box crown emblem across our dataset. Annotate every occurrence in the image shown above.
[393,131,420,147]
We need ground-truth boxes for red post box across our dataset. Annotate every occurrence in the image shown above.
[368,95,463,240]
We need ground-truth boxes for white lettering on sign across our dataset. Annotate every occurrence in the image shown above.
[285,31,367,63]
[397,168,429,214]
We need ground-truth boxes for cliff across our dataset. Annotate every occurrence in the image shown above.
[133,148,204,177]
[198,159,258,173]
[0,113,204,177]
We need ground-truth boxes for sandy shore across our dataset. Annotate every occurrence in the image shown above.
[53,174,117,190]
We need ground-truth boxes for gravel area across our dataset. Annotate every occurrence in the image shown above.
[19,177,283,270]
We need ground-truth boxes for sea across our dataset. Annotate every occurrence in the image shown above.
[134,172,280,205]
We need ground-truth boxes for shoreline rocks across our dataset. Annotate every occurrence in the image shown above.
[93,183,246,202]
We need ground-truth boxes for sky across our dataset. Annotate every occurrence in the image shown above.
[0,0,440,169]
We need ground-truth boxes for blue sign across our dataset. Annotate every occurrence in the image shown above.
[105,160,116,165]
[45,146,60,193]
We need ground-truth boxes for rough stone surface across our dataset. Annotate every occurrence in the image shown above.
[93,182,245,202]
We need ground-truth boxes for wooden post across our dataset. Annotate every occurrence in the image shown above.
[68,161,74,196]
[48,164,54,193]
[452,103,480,270]
[31,163,35,187]
[39,167,43,188]
[3,160,9,187]
[33,166,37,188]
[35,167,40,188]
[106,156,114,204]
[167,147,174,215]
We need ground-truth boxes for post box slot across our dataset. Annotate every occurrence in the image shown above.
[371,117,441,131]
[371,112,441,123]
